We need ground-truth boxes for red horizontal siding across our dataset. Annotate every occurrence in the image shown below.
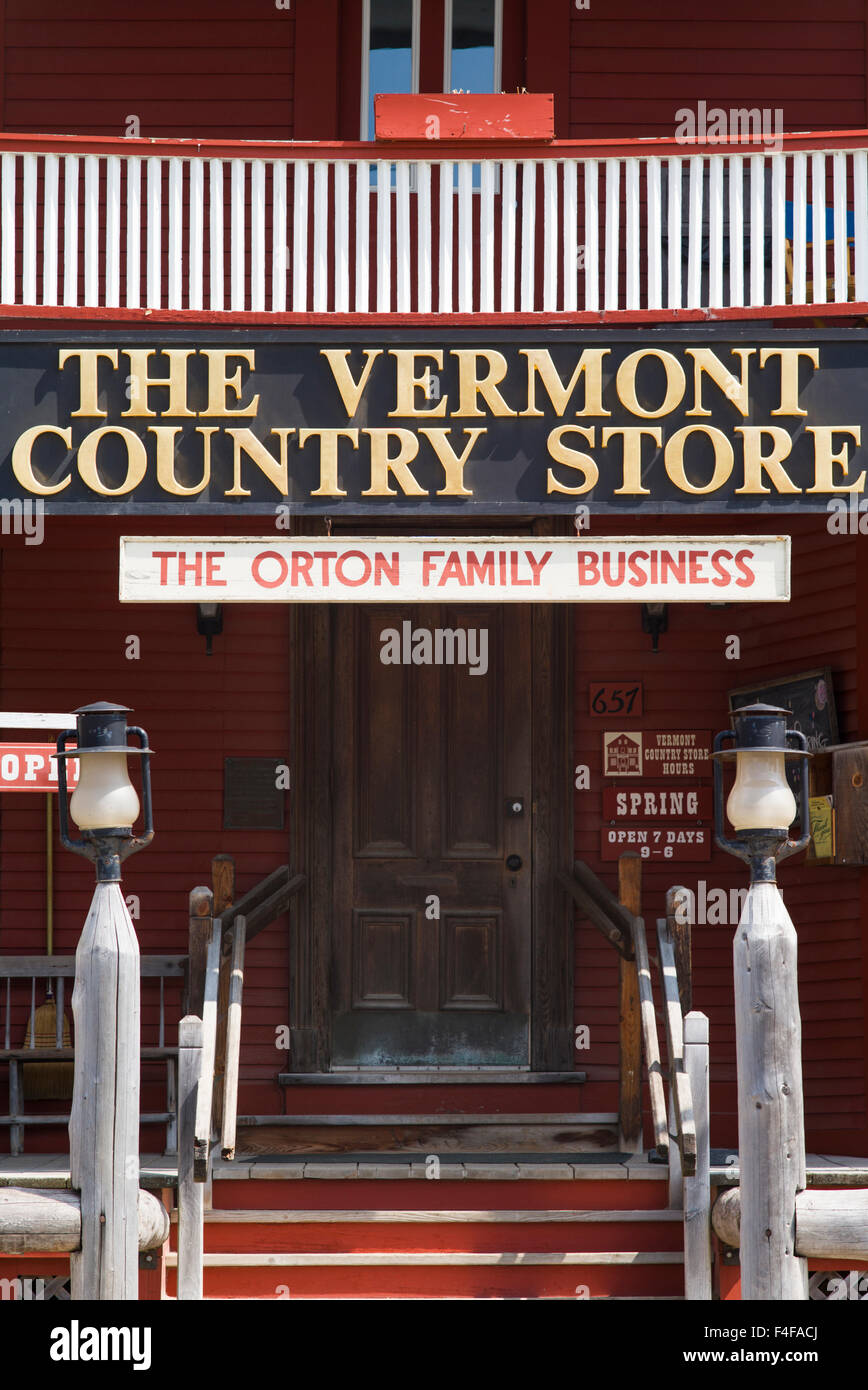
[2,4,295,140]
[569,2,867,138]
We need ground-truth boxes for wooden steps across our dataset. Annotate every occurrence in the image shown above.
[163,1164,685,1299]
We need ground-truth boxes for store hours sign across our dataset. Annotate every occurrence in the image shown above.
[3,328,868,514]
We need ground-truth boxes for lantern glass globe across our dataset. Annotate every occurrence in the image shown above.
[726,748,797,831]
[69,751,140,831]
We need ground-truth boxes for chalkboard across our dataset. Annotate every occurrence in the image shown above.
[728,668,838,822]
[728,668,839,753]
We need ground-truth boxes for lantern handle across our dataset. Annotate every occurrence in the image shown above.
[123,727,154,858]
[55,727,91,860]
[777,728,811,862]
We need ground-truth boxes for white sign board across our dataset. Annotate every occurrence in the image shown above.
[119,535,790,604]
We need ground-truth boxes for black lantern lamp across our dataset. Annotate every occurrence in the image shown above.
[712,703,810,883]
[641,603,668,653]
[196,603,223,656]
[55,702,154,882]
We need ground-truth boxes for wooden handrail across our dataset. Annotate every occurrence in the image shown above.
[631,913,669,1161]
[184,863,306,1178]
[220,917,246,1162]
[219,866,305,942]
[557,860,634,959]
[657,914,697,1179]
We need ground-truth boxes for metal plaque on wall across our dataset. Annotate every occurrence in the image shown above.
[223,757,285,830]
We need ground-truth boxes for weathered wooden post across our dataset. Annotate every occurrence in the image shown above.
[177,1014,204,1300]
[683,1010,712,1300]
[55,702,154,1300]
[732,882,807,1299]
[712,703,811,1301]
[69,882,141,1298]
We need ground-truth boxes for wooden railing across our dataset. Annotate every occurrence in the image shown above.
[559,862,712,1300]
[0,130,866,317]
[176,859,305,1299]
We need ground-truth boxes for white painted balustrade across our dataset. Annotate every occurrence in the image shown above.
[0,138,865,315]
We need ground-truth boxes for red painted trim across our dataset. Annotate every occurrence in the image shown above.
[0,304,864,330]
[0,128,865,162]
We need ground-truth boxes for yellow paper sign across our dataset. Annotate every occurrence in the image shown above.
[809,795,835,859]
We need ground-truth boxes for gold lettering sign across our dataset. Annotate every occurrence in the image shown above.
[0,335,862,512]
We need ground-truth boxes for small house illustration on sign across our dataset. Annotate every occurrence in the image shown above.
[604,732,643,776]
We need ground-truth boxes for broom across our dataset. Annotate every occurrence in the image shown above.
[22,793,74,1100]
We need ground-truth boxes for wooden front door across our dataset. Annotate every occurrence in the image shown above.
[330,603,532,1068]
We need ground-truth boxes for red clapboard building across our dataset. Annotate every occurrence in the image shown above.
[0,0,867,1305]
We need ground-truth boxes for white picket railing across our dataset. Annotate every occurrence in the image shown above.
[0,136,866,316]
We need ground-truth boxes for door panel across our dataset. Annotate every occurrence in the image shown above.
[331,602,532,1067]
[354,610,417,856]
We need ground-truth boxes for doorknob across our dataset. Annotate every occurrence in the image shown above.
[505,854,523,872]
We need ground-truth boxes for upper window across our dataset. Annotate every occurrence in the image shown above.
[361,0,502,139]
[444,0,501,95]
[361,0,421,141]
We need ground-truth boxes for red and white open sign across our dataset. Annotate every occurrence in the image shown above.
[0,744,79,791]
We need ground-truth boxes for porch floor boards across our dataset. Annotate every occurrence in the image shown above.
[3,1152,867,1187]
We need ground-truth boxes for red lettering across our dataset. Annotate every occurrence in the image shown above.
[439,551,467,585]
[710,548,732,586]
[577,552,599,586]
[628,550,649,586]
[510,553,531,586]
[466,551,494,585]
[251,550,289,589]
[312,550,336,584]
[526,549,552,585]
[688,550,709,584]
[205,552,226,586]
[177,552,203,585]
[291,551,314,586]
[422,550,444,585]
[734,548,755,587]
[373,552,400,586]
[602,553,626,586]
[661,550,686,584]
[335,550,372,586]
[152,550,177,585]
